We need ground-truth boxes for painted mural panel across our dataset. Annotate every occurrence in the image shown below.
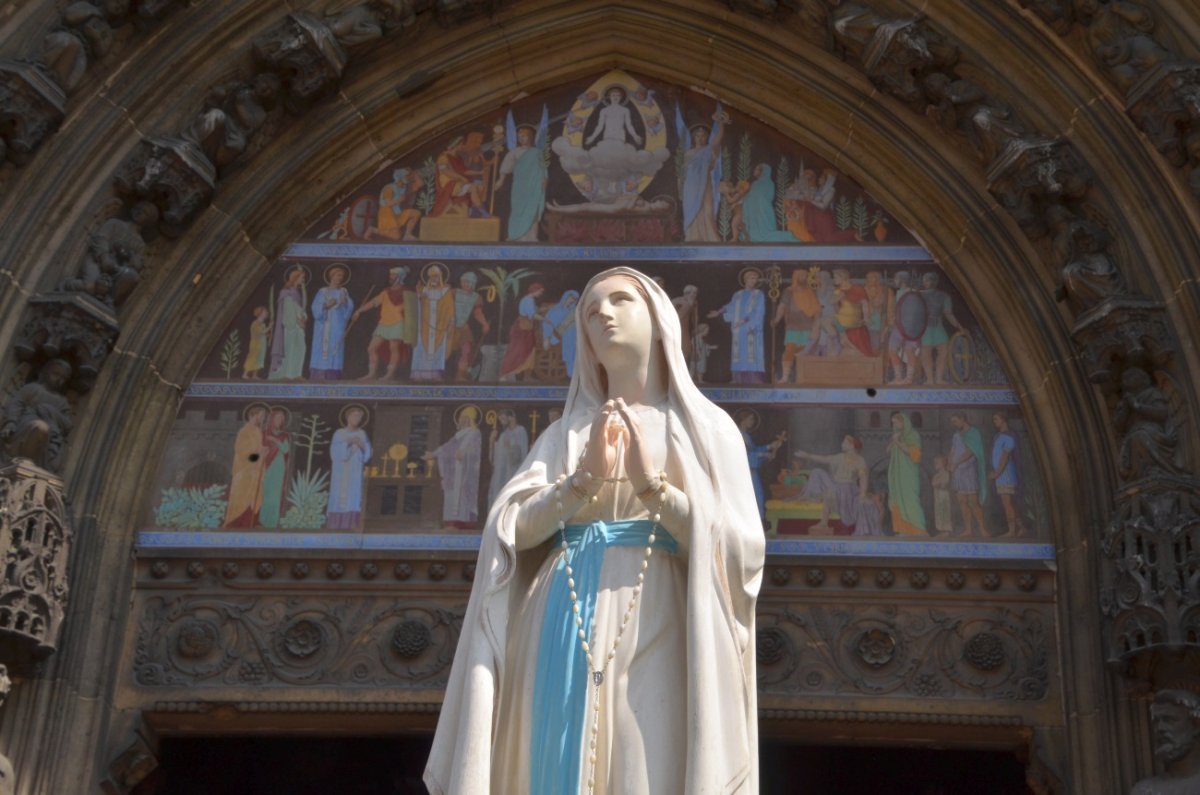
[305,70,915,247]
[143,71,1049,558]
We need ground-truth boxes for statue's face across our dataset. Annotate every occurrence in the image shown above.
[42,363,70,391]
[583,276,654,361]
[1151,702,1200,763]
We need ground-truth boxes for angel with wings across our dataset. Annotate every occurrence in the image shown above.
[496,105,549,242]
[676,103,730,242]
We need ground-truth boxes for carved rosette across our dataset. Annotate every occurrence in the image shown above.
[0,460,71,668]
[0,60,66,166]
[754,605,1051,701]
[133,596,462,688]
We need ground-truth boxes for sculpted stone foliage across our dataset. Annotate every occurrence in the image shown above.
[0,461,71,668]
[132,595,462,687]
[755,604,1051,701]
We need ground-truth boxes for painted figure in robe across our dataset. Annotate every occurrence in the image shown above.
[543,290,579,379]
[309,264,354,380]
[368,167,423,241]
[989,411,1027,537]
[918,272,966,385]
[425,405,483,529]
[499,283,546,382]
[736,408,786,521]
[242,306,269,379]
[793,434,882,535]
[487,408,529,507]
[223,404,267,528]
[411,263,456,381]
[496,107,548,242]
[710,268,766,384]
[268,266,308,381]
[772,268,820,384]
[446,271,491,382]
[353,266,414,381]
[426,267,763,795]
[326,405,372,530]
[948,412,988,537]
[742,164,799,242]
[887,411,926,535]
[259,408,291,529]
[676,105,728,242]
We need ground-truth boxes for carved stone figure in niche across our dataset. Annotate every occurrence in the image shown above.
[1085,2,1171,91]
[988,138,1090,237]
[1131,690,1200,794]
[1,359,73,472]
[1052,211,1126,313]
[832,5,956,106]
[251,13,347,113]
[60,202,157,308]
[922,72,1026,164]
[113,136,215,238]
[41,2,114,92]
[328,4,384,47]
[181,74,281,172]
[427,268,762,793]
[1115,367,1186,482]
[0,60,67,166]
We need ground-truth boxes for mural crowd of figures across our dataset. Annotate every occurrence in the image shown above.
[203,259,1008,389]
[147,70,1047,552]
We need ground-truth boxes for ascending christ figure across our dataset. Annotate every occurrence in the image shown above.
[425,267,763,794]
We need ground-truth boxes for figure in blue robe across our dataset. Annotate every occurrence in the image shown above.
[676,103,727,242]
[309,274,354,380]
[743,163,799,243]
[711,271,767,383]
[543,290,580,379]
[326,410,372,530]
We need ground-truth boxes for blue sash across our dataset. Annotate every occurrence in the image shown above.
[530,519,678,794]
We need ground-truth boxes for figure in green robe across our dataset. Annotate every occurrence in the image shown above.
[887,411,926,535]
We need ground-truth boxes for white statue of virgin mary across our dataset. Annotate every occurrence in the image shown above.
[425,266,763,794]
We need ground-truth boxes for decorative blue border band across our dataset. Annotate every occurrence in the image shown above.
[284,242,934,263]
[136,531,1055,560]
[183,382,1019,406]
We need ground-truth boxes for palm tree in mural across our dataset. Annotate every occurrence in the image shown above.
[478,266,538,382]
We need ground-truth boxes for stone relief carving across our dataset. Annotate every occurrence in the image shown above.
[1051,209,1126,314]
[0,460,71,668]
[41,2,116,93]
[832,6,958,107]
[13,293,119,396]
[1131,689,1200,795]
[986,136,1092,239]
[132,595,463,687]
[755,604,1051,701]
[180,75,282,175]
[0,60,66,167]
[0,360,74,474]
[59,207,157,309]
[1019,0,1200,198]
[113,136,216,239]
[251,13,348,114]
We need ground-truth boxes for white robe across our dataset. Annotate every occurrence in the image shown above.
[425,267,763,795]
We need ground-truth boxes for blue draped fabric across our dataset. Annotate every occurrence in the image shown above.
[531,519,678,795]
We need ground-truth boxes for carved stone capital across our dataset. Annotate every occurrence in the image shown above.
[1126,62,1200,166]
[1101,475,1200,665]
[251,13,347,114]
[13,292,119,395]
[113,137,216,238]
[0,460,71,670]
[1069,295,1173,384]
[0,60,66,166]
[986,137,1091,238]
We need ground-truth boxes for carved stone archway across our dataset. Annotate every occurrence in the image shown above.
[1,2,1198,793]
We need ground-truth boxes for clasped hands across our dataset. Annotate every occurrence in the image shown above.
[576,399,659,496]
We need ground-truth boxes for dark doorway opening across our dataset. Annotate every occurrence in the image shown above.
[760,742,1033,795]
[135,736,1032,794]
